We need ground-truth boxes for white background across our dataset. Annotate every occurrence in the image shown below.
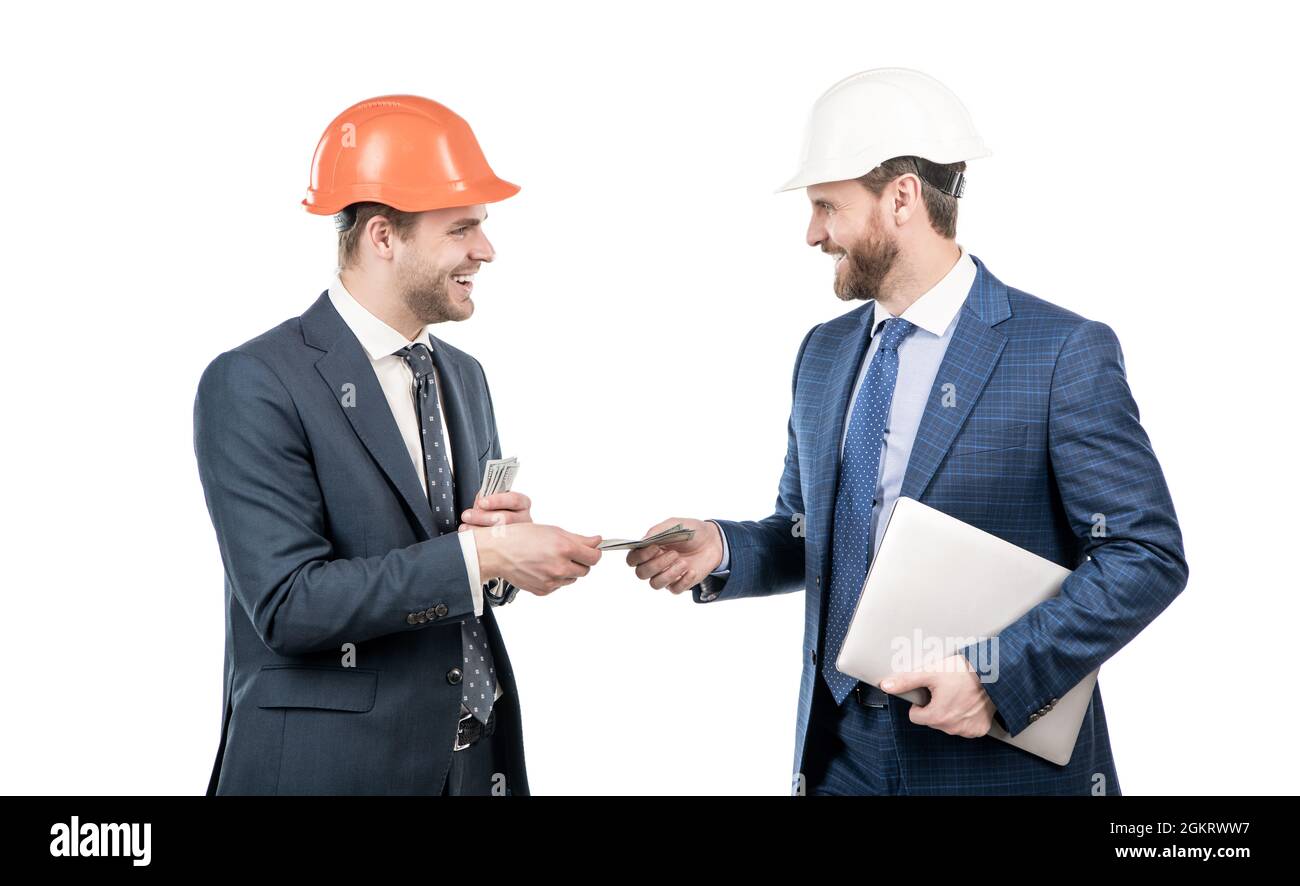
[2,0,1296,795]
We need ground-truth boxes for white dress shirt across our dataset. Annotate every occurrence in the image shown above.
[327,274,486,619]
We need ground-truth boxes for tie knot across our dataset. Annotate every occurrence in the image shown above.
[876,317,915,352]
[395,342,434,380]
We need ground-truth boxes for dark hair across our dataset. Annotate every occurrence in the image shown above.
[856,156,966,239]
[337,202,423,269]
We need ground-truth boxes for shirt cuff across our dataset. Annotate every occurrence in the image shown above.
[709,519,731,576]
[459,529,485,618]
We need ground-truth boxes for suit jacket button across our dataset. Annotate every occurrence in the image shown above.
[406,613,418,625]
[416,612,428,624]
[434,603,449,618]
[1028,712,1040,722]
[447,668,463,685]
[815,576,821,586]
[810,648,818,664]
[1050,697,1059,705]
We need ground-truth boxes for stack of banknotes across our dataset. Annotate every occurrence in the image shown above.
[597,524,695,551]
[478,456,519,500]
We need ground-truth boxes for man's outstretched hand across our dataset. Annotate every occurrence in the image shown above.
[624,517,723,594]
[474,522,602,596]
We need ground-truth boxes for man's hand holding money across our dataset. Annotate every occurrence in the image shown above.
[462,457,602,596]
[624,517,723,594]
[458,491,533,530]
[474,524,603,596]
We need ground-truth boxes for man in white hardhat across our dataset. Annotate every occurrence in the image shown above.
[625,68,1186,794]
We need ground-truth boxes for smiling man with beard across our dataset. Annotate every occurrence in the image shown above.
[625,69,1186,795]
[194,95,603,795]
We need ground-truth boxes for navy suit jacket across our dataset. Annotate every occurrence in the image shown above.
[697,254,1187,795]
[194,292,528,795]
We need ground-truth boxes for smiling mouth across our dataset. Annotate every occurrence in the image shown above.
[450,273,475,296]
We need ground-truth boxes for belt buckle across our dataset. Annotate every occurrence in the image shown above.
[453,709,476,752]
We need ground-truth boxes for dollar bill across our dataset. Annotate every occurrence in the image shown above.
[598,523,696,551]
[478,456,519,501]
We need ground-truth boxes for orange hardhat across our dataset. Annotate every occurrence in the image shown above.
[302,94,519,229]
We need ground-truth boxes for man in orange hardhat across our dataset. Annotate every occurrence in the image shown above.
[194,95,603,796]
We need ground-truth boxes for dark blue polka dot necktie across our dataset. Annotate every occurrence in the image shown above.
[823,317,916,705]
[395,342,496,724]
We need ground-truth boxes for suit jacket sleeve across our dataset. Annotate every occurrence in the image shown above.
[692,324,820,604]
[961,320,1189,736]
[193,350,478,656]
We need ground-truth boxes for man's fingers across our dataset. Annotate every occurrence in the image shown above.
[648,554,689,589]
[637,549,679,582]
[880,670,930,696]
[567,544,601,567]
[479,491,531,512]
[459,508,512,526]
[561,535,602,566]
[638,554,676,583]
[666,561,697,594]
[625,545,662,567]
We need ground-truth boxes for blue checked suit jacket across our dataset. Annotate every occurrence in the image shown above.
[696,254,1187,795]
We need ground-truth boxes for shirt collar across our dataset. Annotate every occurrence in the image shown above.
[869,243,976,337]
[328,273,431,361]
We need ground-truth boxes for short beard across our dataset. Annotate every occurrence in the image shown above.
[833,228,899,303]
[396,250,468,325]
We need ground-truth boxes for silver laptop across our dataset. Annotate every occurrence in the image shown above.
[835,497,1099,766]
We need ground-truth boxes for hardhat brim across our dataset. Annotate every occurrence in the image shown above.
[774,139,991,193]
[304,175,521,216]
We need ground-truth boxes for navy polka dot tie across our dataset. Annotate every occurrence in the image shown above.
[822,317,916,705]
[396,342,496,724]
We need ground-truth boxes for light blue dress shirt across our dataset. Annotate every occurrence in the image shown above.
[710,245,977,577]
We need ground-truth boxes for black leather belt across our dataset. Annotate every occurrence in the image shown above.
[854,682,890,708]
[454,707,496,752]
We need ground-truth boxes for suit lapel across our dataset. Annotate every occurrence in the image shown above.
[301,293,491,533]
[807,253,1013,565]
[900,254,1011,501]
[315,337,437,540]
[425,334,485,517]
[810,304,874,574]
[303,293,436,540]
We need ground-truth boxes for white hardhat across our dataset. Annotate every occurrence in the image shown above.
[778,67,990,197]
